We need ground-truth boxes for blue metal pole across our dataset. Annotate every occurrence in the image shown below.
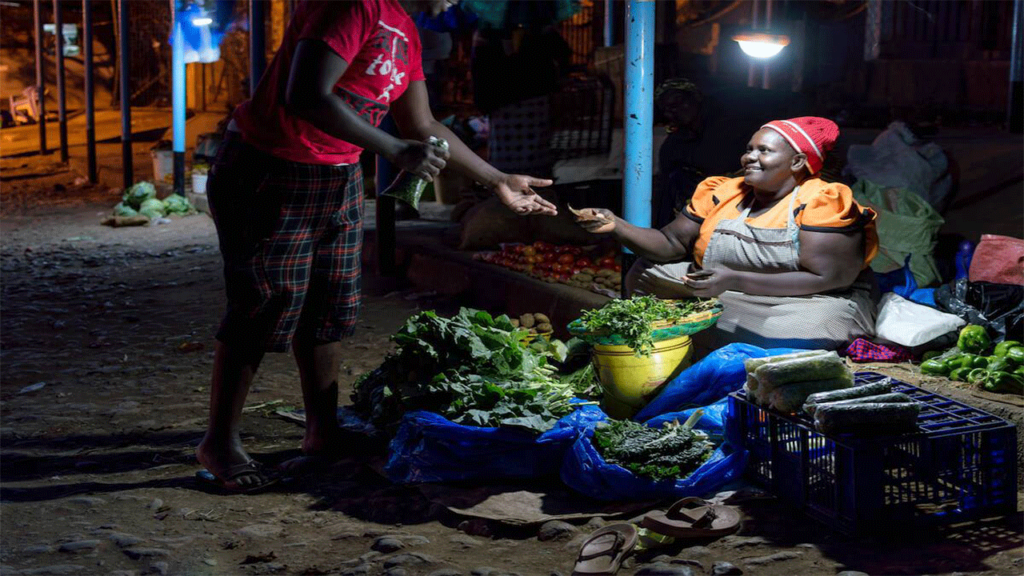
[623,0,654,239]
[84,0,97,182]
[172,1,186,196]
[118,0,133,188]
[604,0,614,47]
[249,0,266,95]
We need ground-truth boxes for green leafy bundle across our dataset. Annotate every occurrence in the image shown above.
[352,308,577,434]
[578,296,717,356]
[593,411,714,481]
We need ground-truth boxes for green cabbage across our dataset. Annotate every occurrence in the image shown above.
[122,181,157,209]
[162,194,194,215]
[112,202,138,217]
[138,198,166,219]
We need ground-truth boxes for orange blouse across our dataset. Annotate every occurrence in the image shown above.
[683,176,879,268]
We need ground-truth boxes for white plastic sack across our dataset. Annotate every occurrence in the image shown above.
[874,293,965,347]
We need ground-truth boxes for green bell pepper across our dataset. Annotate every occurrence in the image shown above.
[982,372,1024,394]
[987,357,1012,374]
[1015,365,1024,376]
[958,354,989,369]
[949,367,971,381]
[993,340,1022,357]
[921,350,943,362]
[1006,347,1024,365]
[921,359,949,376]
[957,325,992,354]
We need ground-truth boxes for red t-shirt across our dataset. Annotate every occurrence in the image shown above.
[233,0,425,165]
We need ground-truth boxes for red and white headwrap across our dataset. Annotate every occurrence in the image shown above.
[761,116,839,174]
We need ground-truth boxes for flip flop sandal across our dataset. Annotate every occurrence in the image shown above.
[195,460,281,495]
[641,497,741,539]
[571,523,639,576]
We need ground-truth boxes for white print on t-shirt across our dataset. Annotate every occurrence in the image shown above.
[364,20,410,103]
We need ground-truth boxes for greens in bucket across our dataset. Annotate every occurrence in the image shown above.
[577,296,717,356]
[593,410,715,481]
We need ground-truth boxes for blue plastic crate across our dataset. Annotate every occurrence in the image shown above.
[726,372,1018,535]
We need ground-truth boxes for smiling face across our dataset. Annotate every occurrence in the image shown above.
[740,128,807,192]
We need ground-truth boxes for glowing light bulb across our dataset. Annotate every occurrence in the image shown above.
[732,33,790,59]
[192,16,213,26]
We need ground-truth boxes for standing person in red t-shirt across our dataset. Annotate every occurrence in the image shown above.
[197,0,557,493]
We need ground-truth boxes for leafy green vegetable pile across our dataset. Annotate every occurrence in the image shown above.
[352,308,582,434]
[110,182,197,219]
[593,410,714,481]
[578,296,717,356]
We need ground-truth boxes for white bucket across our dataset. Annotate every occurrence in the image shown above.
[191,172,208,194]
[151,149,173,184]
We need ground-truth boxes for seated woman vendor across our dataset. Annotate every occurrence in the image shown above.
[575,117,879,351]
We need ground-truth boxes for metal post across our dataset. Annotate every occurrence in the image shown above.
[604,0,614,47]
[34,0,47,154]
[249,0,266,94]
[376,115,398,276]
[172,0,186,196]
[83,0,97,182]
[1008,0,1023,133]
[54,0,68,162]
[118,0,133,188]
[622,0,654,294]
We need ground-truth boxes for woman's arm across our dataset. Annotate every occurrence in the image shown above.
[684,228,865,297]
[391,81,557,215]
[284,39,447,180]
[576,209,702,262]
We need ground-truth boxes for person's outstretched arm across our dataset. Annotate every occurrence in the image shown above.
[575,208,701,262]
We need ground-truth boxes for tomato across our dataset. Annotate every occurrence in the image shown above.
[532,241,552,252]
[551,263,565,274]
[513,245,525,253]
[613,264,622,272]
[565,246,582,255]
[597,256,615,268]
[522,246,536,257]
[557,253,575,265]
[575,257,593,268]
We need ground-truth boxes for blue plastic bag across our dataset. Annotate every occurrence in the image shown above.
[560,404,746,502]
[634,343,801,421]
[643,397,729,435]
[385,405,605,484]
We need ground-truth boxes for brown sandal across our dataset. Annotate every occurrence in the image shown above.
[641,497,741,539]
[572,523,638,576]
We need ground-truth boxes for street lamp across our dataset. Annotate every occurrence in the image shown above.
[732,32,790,59]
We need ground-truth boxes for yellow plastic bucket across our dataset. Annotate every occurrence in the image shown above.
[592,335,694,419]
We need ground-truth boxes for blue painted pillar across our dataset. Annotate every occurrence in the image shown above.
[172,2,186,196]
[604,0,614,47]
[621,0,653,296]
[623,0,654,237]
[249,0,266,94]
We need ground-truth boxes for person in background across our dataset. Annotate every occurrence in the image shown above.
[575,117,879,351]
[197,0,556,493]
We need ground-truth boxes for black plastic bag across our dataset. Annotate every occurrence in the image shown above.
[935,279,1024,342]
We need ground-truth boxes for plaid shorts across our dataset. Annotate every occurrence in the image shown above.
[207,131,364,352]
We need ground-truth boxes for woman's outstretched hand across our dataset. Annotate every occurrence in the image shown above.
[570,205,617,234]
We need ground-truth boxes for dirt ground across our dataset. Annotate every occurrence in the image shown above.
[1,158,1022,576]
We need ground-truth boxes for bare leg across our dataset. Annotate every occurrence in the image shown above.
[196,341,267,488]
[280,335,343,471]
